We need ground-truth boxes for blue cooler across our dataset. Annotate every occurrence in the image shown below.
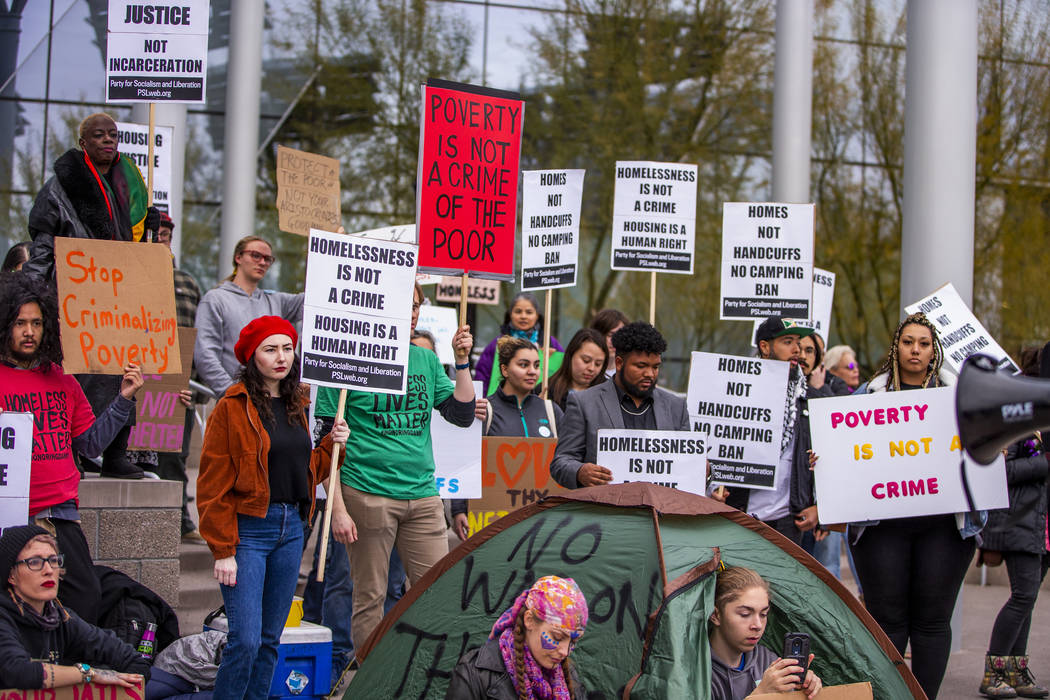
[206,615,333,698]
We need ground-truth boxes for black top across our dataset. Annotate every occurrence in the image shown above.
[266,398,312,513]
[613,379,657,430]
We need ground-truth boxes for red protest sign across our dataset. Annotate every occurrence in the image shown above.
[416,79,523,280]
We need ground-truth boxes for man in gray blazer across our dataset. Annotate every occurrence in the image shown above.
[551,322,690,488]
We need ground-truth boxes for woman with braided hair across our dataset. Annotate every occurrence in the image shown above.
[446,576,588,699]
[848,312,983,699]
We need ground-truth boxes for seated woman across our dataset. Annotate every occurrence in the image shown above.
[446,576,588,699]
[0,525,149,689]
[709,566,822,699]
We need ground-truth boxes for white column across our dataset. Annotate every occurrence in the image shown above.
[901,0,978,312]
[771,0,814,203]
[132,103,188,262]
[218,0,265,279]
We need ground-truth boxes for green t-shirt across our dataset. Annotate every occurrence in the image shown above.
[315,345,455,500]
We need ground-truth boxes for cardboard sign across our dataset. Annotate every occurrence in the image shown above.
[0,682,144,700]
[56,238,180,375]
[750,683,873,700]
[300,229,417,394]
[0,412,32,531]
[809,386,1008,523]
[129,327,194,452]
[416,79,524,280]
[610,161,698,274]
[752,267,835,343]
[521,169,585,290]
[106,0,210,103]
[432,409,482,499]
[686,352,791,490]
[276,145,342,236]
[904,282,1019,374]
[720,202,815,319]
[434,276,501,306]
[597,429,709,494]
[414,304,459,365]
[116,121,173,211]
[468,437,563,537]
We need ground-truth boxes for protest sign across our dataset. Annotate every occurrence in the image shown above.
[809,386,1008,523]
[276,145,341,236]
[106,0,209,103]
[129,327,194,453]
[416,79,524,280]
[434,276,500,306]
[432,410,482,499]
[56,238,180,375]
[686,352,790,490]
[596,430,708,494]
[721,202,815,319]
[751,267,835,343]
[414,304,458,365]
[521,169,584,290]
[300,229,417,394]
[610,161,698,274]
[0,413,32,531]
[117,121,173,211]
[468,437,563,537]
[352,224,417,244]
[904,282,1019,374]
[0,682,144,700]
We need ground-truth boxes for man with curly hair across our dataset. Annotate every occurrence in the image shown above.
[0,272,144,622]
[551,321,689,489]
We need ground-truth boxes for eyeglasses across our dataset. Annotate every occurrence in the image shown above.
[15,554,64,571]
[845,362,857,370]
[242,250,275,265]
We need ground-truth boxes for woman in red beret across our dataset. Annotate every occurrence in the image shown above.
[197,316,349,700]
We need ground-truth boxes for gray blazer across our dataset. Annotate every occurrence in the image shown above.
[550,379,690,489]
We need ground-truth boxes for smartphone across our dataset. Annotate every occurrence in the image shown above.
[782,632,811,686]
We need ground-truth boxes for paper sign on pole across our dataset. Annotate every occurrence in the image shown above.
[721,202,815,319]
[596,430,708,494]
[106,0,210,104]
[752,267,836,343]
[0,412,32,531]
[416,79,524,280]
[809,386,1008,523]
[521,169,584,290]
[414,304,459,365]
[904,282,1018,374]
[432,412,481,499]
[686,352,790,490]
[610,161,698,274]
[129,327,195,453]
[435,276,501,306]
[55,238,180,375]
[276,145,342,236]
[468,437,563,537]
[116,121,173,211]
[300,229,417,394]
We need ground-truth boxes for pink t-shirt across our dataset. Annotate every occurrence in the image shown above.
[0,363,95,515]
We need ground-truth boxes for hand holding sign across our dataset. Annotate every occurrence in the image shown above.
[118,363,145,400]
[452,325,473,365]
[577,463,613,487]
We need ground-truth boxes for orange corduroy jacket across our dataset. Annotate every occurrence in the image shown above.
[197,382,336,559]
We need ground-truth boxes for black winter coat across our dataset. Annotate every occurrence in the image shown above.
[981,438,1049,555]
[445,638,585,700]
[0,592,150,689]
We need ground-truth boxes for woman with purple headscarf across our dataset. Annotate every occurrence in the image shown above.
[446,576,589,700]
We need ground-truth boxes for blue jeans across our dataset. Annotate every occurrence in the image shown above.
[214,504,304,700]
[812,530,843,579]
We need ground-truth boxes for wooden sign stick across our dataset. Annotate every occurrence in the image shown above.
[316,388,347,582]
[146,103,156,210]
[459,273,469,326]
[541,289,553,399]
[649,271,657,325]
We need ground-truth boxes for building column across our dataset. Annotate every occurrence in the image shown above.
[771,0,814,203]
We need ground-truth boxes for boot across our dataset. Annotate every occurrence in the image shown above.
[1008,656,1049,698]
[981,654,1019,698]
[100,426,144,479]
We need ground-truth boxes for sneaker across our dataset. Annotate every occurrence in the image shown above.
[100,454,145,479]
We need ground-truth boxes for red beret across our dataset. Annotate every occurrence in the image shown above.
[234,316,298,366]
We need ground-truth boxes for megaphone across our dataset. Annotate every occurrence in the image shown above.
[956,353,1050,464]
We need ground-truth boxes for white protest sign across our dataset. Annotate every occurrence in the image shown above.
[301,229,417,394]
[0,413,32,531]
[521,170,584,290]
[414,304,458,365]
[809,386,1008,523]
[596,430,709,494]
[904,283,1018,374]
[610,161,697,274]
[752,268,835,343]
[686,352,790,490]
[116,121,173,211]
[721,202,815,319]
[431,381,484,498]
[349,224,418,244]
[106,1,210,104]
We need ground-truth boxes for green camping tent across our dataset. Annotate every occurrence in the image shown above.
[346,483,924,699]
